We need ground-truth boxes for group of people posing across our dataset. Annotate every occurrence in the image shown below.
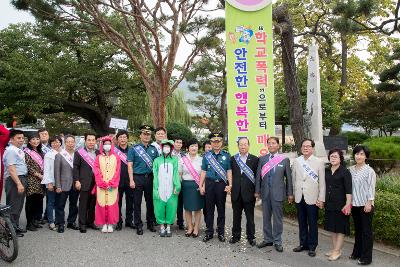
[0,124,376,265]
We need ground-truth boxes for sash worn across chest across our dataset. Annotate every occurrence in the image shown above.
[133,145,153,169]
[181,155,201,186]
[60,150,74,168]
[261,154,285,178]
[234,153,254,184]
[205,152,227,183]
[24,148,43,171]
[78,148,95,170]
[297,157,319,183]
[114,147,128,165]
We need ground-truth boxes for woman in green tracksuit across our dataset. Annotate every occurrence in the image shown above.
[153,139,181,237]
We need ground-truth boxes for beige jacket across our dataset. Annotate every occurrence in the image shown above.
[292,155,326,205]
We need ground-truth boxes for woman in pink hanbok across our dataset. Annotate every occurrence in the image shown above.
[93,136,120,233]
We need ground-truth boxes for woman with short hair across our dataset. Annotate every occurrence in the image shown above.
[323,148,352,261]
[349,145,376,266]
[179,139,204,238]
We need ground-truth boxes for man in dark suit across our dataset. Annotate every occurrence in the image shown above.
[229,137,259,246]
[73,133,99,233]
[255,137,293,252]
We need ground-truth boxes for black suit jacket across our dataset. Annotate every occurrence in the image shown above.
[73,148,99,192]
[230,153,259,203]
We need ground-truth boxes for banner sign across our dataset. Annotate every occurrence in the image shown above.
[226,1,275,156]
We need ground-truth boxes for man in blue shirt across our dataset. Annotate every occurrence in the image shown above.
[200,133,232,242]
[3,129,28,237]
[128,125,158,235]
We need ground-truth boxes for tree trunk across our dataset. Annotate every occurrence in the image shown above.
[148,89,167,128]
[273,5,305,153]
[42,100,112,135]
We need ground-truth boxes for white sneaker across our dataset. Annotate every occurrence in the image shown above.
[101,224,108,233]
[107,225,114,233]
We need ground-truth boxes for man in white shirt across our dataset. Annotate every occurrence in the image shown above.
[151,127,167,156]
[292,139,325,257]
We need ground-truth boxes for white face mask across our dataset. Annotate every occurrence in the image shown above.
[103,144,111,152]
[162,146,171,154]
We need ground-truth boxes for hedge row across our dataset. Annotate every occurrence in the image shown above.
[283,175,400,247]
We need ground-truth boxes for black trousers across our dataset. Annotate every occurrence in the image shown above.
[78,190,96,227]
[133,174,155,228]
[55,189,79,225]
[176,190,184,226]
[37,184,47,221]
[25,193,44,225]
[352,206,374,263]
[118,185,134,224]
[231,192,255,240]
[205,179,227,236]
[296,197,319,250]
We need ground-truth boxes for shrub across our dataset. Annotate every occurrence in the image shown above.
[340,131,370,148]
[166,122,193,146]
[363,137,400,174]
[283,174,400,247]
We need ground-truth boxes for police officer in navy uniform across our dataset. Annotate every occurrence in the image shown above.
[200,133,233,242]
[128,125,158,235]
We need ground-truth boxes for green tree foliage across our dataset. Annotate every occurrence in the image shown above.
[166,122,194,145]
[0,23,143,134]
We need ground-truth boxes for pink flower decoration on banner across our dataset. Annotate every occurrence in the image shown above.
[226,0,272,11]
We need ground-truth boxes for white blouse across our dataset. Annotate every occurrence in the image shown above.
[41,149,58,187]
[178,155,202,181]
[349,164,376,207]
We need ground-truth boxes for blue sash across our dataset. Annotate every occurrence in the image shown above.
[205,152,227,183]
[234,153,255,184]
[133,145,153,169]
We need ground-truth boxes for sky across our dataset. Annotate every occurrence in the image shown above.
[0,1,35,29]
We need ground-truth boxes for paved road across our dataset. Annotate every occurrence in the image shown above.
[1,194,399,266]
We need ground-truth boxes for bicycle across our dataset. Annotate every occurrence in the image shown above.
[0,204,18,262]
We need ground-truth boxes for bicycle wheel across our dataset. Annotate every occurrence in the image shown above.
[0,215,18,262]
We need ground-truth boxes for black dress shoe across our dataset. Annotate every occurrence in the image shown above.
[203,235,213,242]
[357,260,371,265]
[26,224,38,232]
[32,221,42,228]
[229,237,240,244]
[16,232,24,237]
[67,223,80,230]
[79,226,87,233]
[137,228,143,235]
[218,235,226,242]
[248,239,257,246]
[178,224,185,230]
[116,222,123,231]
[308,250,316,257]
[274,244,284,252]
[16,226,27,233]
[293,245,309,252]
[349,255,360,260]
[257,241,273,248]
[125,222,136,229]
[147,225,156,232]
[57,225,65,233]
[88,223,99,230]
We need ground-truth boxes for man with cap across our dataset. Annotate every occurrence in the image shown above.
[128,125,158,235]
[200,133,232,242]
